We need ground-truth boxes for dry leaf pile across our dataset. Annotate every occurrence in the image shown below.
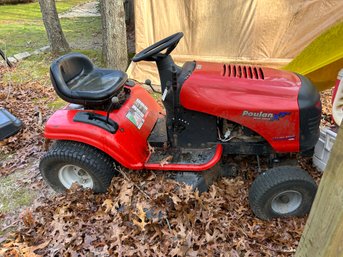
[1,167,311,257]
[320,89,334,126]
[0,67,55,175]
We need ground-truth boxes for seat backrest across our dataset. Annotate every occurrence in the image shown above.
[50,53,94,103]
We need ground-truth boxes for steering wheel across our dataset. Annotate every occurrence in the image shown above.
[132,32,184,62]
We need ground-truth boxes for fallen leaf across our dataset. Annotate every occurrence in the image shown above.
[102,199,113,213]
[116,180,133,207]
[21,209,35,227]
[148,143,155,154]
[159,155,173,167]
[171,194,182,205]
[132,204,149,231]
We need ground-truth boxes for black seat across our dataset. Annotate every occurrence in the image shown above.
[50,53,127,106]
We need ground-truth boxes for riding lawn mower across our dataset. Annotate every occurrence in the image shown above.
[39,33,321,220]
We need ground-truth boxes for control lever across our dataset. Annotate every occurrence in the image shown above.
[106,96,119,124]
[145,79,161,94]
[0,49,13,68]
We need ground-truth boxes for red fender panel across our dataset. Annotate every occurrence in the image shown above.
[44,86,163,170]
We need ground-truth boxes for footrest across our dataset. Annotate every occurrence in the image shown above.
[0,108,23,141]
[144,144,223,171]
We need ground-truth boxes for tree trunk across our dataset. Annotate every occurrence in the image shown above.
[38,0,70,54]
[100,0,128,71]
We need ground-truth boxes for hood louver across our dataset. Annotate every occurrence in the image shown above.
[222,64,264,80]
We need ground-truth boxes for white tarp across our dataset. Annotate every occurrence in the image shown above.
[127,0,343,84]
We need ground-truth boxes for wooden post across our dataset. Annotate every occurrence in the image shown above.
[296,126,343,257]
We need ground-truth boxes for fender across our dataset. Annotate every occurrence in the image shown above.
[44,86,162,170]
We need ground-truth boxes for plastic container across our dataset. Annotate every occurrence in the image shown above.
[313,126,337,172]
[332,68,343,126]
[0,108,22,141]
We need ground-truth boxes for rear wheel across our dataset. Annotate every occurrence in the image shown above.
[249,166,317,220]
[39,140,116,193]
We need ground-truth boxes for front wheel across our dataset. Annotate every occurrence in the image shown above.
[248,166,317,220]
[39,141,117,193]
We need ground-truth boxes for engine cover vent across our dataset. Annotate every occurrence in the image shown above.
[222,64,264,80]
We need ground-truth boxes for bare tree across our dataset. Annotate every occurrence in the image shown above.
[100,0,128,71]
[38,0,70,54]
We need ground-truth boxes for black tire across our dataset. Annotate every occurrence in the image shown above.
[249,166,317,220]
[39,140,117,193]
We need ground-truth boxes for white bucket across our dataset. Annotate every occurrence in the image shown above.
[339,69,343,79]
[332,69,343,126]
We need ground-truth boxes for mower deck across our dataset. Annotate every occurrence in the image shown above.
[164,159,239,193]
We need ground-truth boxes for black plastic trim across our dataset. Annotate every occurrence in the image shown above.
[223,141,273,155]
[125,79,136,87]
[148,117,168,147]
[177,61,196,86]
[73,112,118,134]
[172,108,217,148]
[297,74,321,152]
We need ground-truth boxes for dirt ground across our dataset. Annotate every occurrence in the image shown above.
[59,2,100,18]
[0,159,54,236]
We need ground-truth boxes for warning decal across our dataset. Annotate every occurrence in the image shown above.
[126,99,148,129]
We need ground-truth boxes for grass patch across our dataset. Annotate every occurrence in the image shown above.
[0,166,37,236]
[48,98,67,110]
[0,0,104,86]
[0,171,35,214]
[77,48,103,65]
[0,16,101,56]
[0,0,98,56]
[0,0,87,21]
[62,17,102,51]
[3,48,102,85]
[2,53,51,84]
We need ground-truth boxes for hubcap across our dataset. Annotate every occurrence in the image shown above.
[58,164,94,189]
[271,190,302,214]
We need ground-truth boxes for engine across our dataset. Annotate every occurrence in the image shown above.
[218,119,264,143]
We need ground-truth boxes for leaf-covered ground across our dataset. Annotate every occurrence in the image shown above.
[0,65,55,176]
[0,165,321,257]
[0,63,333,256]
[320,87,334,127]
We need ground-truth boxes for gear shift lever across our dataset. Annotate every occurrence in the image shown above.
[106,96,119,124]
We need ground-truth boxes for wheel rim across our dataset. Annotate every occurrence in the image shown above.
[58,164,94,189]
[271,190,303,214]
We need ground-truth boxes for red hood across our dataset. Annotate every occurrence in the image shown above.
[179,61,302,152]
[189,61,300,91]
[181,61,301,111]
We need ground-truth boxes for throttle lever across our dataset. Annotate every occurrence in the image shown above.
[106,96,119,124]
